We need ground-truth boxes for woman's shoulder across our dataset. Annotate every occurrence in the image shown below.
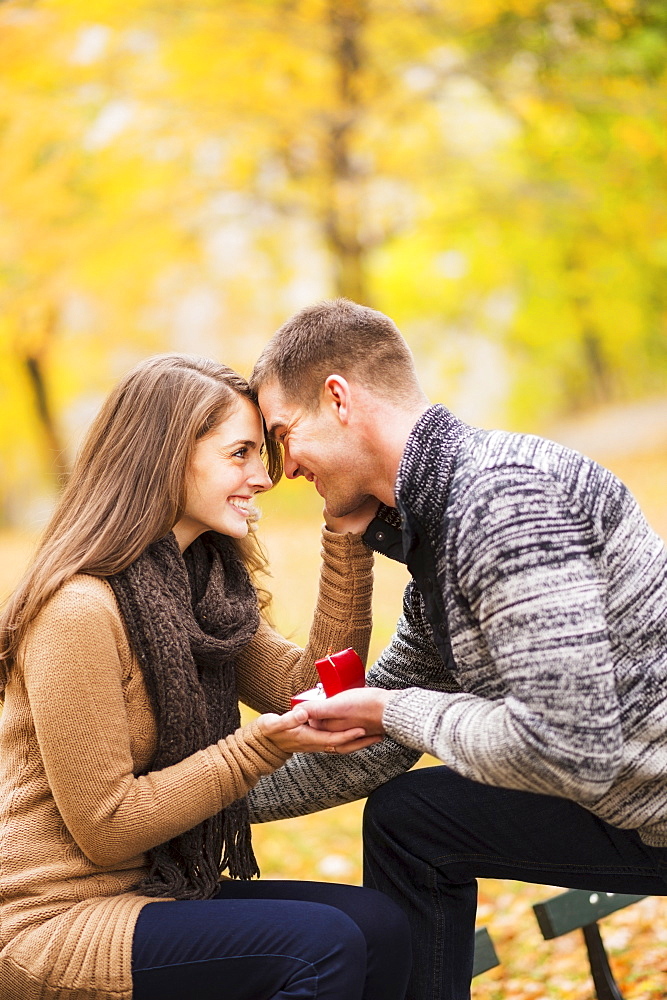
[58,573,116,602]
[30,575,122,638]
[16,576,132,682]
[49,574,118,611]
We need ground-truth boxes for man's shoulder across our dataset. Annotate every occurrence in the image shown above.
[456,427,605,489]
[410,408,586,483]
[451,428,635,539]
[461,426,571,466]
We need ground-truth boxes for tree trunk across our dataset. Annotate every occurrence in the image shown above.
[18,303,69,487]
[23,352,69,486]
[325,0,370,304]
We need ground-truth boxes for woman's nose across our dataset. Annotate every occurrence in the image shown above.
[250,458,273,492]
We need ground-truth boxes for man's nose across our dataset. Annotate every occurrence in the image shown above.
[282,447,301,480]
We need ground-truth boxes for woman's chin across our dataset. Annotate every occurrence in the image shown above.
[219,519,250,539]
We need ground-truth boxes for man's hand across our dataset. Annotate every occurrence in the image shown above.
[324,496,380,535]
[300,687,394,736]
[256,706,382,755]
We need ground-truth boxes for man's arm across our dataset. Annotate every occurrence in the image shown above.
[302,580,463,734]
[247,736,420,822]
[304,469,628,807]
[366,581,460,693]
[382,469,623,804]
[248,583,448,822]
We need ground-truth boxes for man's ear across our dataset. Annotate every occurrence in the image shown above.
[323,374,352,424]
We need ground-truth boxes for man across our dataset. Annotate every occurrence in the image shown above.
[247,298,667,1000]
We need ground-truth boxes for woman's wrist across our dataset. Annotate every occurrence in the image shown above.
[236,718,293,765]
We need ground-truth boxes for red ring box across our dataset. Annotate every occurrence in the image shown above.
[290,647,365,707]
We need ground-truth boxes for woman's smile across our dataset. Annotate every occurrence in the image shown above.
[228,495,253,516]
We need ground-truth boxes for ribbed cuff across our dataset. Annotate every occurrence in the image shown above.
[241,718,293,770]
[321,526,374,565]
[382,687,438,755]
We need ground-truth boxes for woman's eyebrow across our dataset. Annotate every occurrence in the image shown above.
[266,421,285,440]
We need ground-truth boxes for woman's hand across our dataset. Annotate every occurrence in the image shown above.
[256,706,382,755]
[323,496,380,536]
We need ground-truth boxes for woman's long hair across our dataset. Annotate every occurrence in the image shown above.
[0,353,282,687]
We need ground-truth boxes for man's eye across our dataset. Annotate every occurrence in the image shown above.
[232,447,248,458]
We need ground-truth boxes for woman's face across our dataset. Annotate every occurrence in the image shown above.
[173,396,273,551]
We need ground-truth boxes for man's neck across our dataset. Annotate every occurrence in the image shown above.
[366,399,431,507]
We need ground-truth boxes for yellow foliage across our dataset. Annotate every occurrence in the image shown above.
[0,0,666,517]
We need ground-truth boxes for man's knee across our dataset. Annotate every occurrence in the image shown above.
[364,770,440,853]
[365,766,452,830]
[364,772,410,834]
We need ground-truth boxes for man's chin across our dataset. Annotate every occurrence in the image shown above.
[324,495,371,519]
[323,502,346,520]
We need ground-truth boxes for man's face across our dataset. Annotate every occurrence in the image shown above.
[258,379,373,518]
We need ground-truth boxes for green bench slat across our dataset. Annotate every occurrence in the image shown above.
[472,926,499,977]
[533,890,647,940]
[533,889,651,1000]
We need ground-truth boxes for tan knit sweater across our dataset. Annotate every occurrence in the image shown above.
[0,529,373,1000]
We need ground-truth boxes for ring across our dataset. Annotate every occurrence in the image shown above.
[324,745,338,754]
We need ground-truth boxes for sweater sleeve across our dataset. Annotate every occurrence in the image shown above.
[235,527,374,715]
[366,580,460,694]
[383,468,622,804]
[247,735,420,822]
[22,584,290,868]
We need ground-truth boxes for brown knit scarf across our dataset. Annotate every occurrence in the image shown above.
[107,530,260,900]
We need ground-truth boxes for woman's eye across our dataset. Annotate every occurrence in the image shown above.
[232,447,248,459]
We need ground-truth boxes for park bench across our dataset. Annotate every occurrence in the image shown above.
[472,925,500,978]
[533,889,648,1000]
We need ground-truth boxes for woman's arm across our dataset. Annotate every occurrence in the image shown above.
[22,581,292,868]
[235,527,374,715]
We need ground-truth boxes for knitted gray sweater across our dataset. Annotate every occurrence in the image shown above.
[249,406,667,846]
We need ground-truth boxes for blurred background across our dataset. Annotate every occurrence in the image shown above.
[1,0,666,996]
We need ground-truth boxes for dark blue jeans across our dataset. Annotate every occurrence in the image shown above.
[363,766,667,1000]
[132,878,411,1000]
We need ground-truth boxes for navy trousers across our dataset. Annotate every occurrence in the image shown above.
[363,766,667,1000]
[132,878,412,1000]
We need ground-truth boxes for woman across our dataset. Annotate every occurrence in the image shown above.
[0,355,411,1000]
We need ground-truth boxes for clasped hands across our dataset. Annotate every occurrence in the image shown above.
[257,688,393,756]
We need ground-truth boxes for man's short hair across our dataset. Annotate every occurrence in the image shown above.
[250,298,422,408]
